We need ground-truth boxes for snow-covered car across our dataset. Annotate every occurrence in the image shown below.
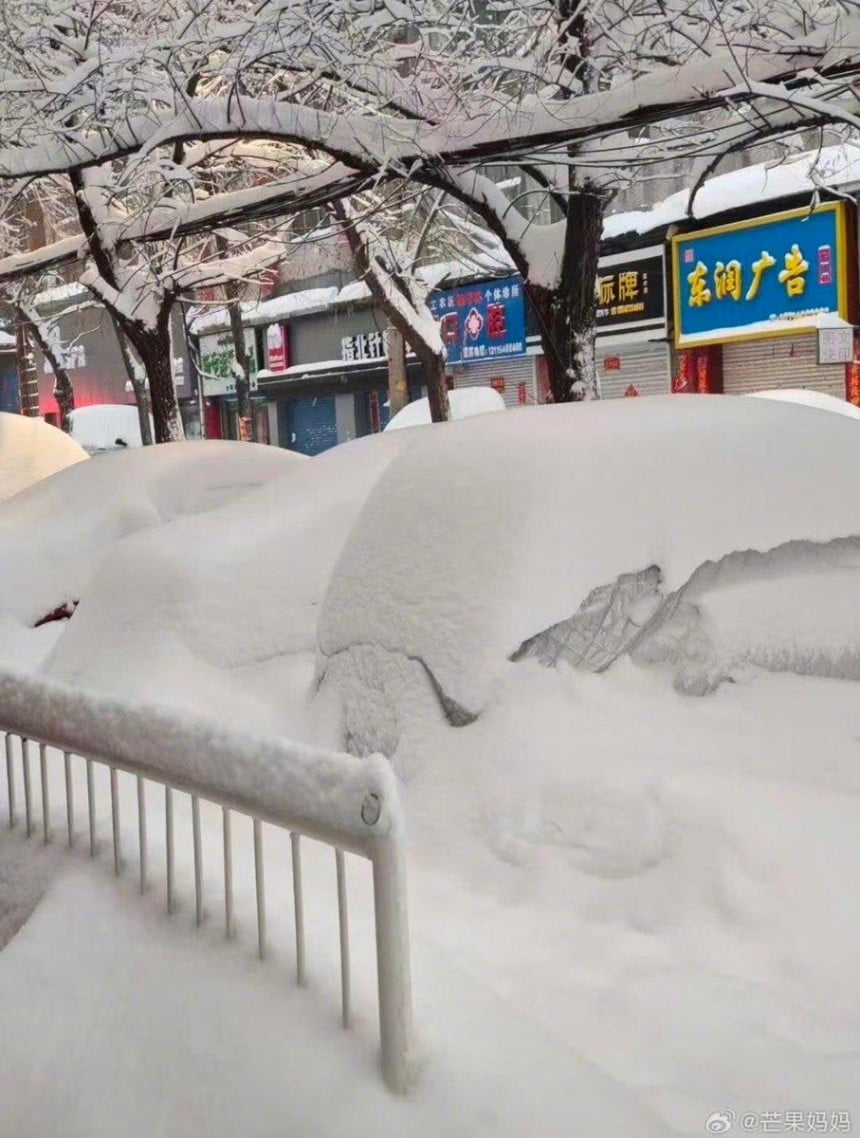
[68,403,152,452]
[0,410,87,501]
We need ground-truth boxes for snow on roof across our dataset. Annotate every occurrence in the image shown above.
[0,412,87,502]
[0,330,15,349]
[604,144,860,240]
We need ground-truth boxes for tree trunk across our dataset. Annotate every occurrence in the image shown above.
[225,286,255,441]
[125,321,184,443]
[113,315,154,446]
[417,345,450,423]
[331,200,450,424]
[217,235,256,442]
[526,190,604,403]
[13,309,40,417]
[386,325,409,417]
[24,315,75,432]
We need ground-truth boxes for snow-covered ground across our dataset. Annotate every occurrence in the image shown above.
[1,398,859,1136]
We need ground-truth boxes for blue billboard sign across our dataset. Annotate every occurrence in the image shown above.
[671,204,848,347]
[428,276,527,365]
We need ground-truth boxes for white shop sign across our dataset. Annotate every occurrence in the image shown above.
[341,330,387,362]
[817,325,854,365]
[199,328,259,396]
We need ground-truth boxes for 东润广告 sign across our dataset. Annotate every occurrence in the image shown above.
[672,203,849,348]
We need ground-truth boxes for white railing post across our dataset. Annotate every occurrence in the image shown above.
[5,733,15,828]
[371,834,413,1094]
[0,672,414,1095]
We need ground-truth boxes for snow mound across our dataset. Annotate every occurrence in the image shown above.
[69,404,150,451]
[319,396,860,723]
[41,432,413,730]
[0,440,303,633]
[0,412,87,500]
[747,388,860,420]
[384,386,505,431]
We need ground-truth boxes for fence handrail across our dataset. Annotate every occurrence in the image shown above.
[0,668,413,1093]
[0,670,399,854]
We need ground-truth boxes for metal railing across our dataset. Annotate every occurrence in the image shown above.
[0,670,413,1093]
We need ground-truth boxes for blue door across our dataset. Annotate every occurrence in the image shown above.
[282,396,337,456]
[0,355,19,414]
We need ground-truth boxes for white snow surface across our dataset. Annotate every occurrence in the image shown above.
[68,403,148,450]
[2,395,860,1135]
[0,412,88,501]
[0,439,303,628]
[604,143,860,239]
[384,386,505,431]
[323,395,860,712]
[748,387,860,420]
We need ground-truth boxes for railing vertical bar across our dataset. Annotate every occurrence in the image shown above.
[165,785,175,915]
[39,743,50,843]
[222,807,233,940]
[5,733,15,828]
[64,751,73,847]
[336,849,351,1029]
[86,758,95,857]
[373,838,413,1094]
[254,818,266,961]
[110,767,121,874]
[291,831,305,986]
[137,776,147,893]
[21,737,32,838]
[192,795,203,928]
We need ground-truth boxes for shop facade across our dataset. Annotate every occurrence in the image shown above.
[595,245,671,397]
[428,275,539,406]
[671,203,857,400]
[257,303,425,455]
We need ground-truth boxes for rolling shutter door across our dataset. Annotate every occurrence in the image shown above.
[283,396,338,455]
[452,357,537,407]
[595,341,671,398]
[722,337,846,398]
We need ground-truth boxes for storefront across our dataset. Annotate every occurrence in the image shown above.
[595,245,671,397]
[428,276,538,406]
[197,325,268,441]
[671,203,856,398]
[258,306,425,453]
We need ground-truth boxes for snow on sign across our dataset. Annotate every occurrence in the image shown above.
[429,276,527,364]
[671,203,849,348]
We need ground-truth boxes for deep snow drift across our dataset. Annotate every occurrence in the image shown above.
[0,411,87,500]
[1,396,859,1137]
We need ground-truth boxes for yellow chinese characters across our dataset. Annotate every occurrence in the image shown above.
[778,244,809,297]
[687,262,711,307]
[617,271,639,301]
[714,260,743,301]
[598,276,615,305]
[745,251,777,301]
